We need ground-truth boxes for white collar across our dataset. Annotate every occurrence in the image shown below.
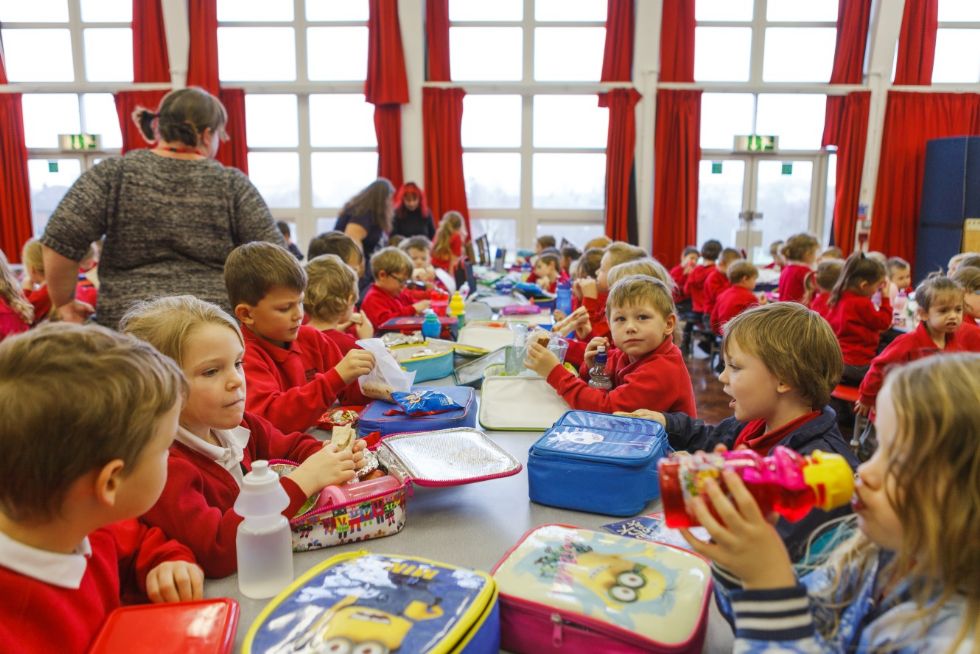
[175,424,251,487]
[0,529,92,589]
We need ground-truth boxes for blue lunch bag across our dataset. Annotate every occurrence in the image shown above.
[528,411,672,517]
[358,385,477,437]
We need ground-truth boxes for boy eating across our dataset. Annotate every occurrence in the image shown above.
[360,247,431,328]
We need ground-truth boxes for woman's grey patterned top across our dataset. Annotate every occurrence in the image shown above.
[41,149,285,328]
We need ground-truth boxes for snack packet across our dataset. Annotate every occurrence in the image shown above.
[388,390,463,417]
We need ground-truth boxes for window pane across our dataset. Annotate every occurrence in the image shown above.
[534,27,604,81]
[0,29,74,81]
[217,0,292,22]
[83,28,133,82]
[0,0,67,22]
[694,27,751,81]
[80,0,130,22]
[311,153,379,207]
[316,217,339,234]
[763,28,835,82]
[695,0,752,21]
[308,27,368,80]
[756,94,825,150]
[450,27,523,81]
[27,158,81,236]
[247,152,300,208]
[533,153,605,209]
[697,160,745,248]
[932,29,980,83]
[537,223,604,249]
[472,218,517,255]
[81,94,122,149]
[245,95,298,147]
[823,154,836,249]
[462,95,521,147]
[755,160,814,262]
[766,0,837,22]
[309,94,375,146]
[218,27,296,81]
[700,93,754,149]
[449,0,522,21]
[534,95,607,148]
[938,0,980,21]
[536,0,605,22]
[463,153,521,208]
[306,0,368,21]
[22,94,80,148]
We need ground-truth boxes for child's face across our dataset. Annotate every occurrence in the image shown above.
[376,270,409,296]
[918,292,963,335]
[27,265,44,286]
[719,339,788,423]
[403,193,420,211]
[853,385,905,551]
[534,259,557,279]
[963,288,980,319]
[241,286,305,344]
[684,253,699,267]
[890,266,911,290]
[407,247,430,270]
[116,400,180,518]
[180,323,247,437]
[597,253,613,292]
[609,301,674,362]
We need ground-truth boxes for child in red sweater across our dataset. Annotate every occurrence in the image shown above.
[577,242,647,341]
[0,323,202,654]
[805,258,843,318]
[305,254,373,354]
[431,211,467,275]
[361,247,431,329]
[703,247,741,318]
[682,239,722,354]
[0,250,31,341]
[225,242,377,433]
[711,260,760,335]
[122,295,365,578]
[533,251,566,293]
[952,265,980,327]
[670,246,699,308]
[777,233,819,303]
[825,253,892,385]
[525,275,695,415]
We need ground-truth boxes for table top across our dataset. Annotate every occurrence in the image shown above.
[205,381,735,652]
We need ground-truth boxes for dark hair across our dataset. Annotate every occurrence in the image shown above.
[727,260,758,284]
[133,87,227,147]
[401,236,432,253]
[682,246,699,258]
[561,245,582,261]
[719,247,742,266]
[886,256,910,273]
[700,239,723,261]
[536,252,560,269]
[275,221,292,239]
[308,230,363,264]
[394,182,429,217]
[915,274,963,312]
[340,178,395,233]
[224,242,307,307]
[829,252,886,308]
[537,235,557,249]
[577,247,604,279]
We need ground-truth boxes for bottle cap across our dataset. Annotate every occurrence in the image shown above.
[802,451,855,511]
[234,460,290,518]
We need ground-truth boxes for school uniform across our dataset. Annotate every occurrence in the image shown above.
[662,407,857,560]
[809,291,831,319]
[545,337,696,415]
[243,324,368,434]
[0,520,195,654]
[25,283,98,325]
[431,233,463,274]
[321,327,361,356]
[0,297,30,341]
[710,286,759,335]
[669,264,692,304]
[685,263,715,313]
[361,284,416,329]
[778,263,812,303]
[826,291,893,371]
[582,292,610,339]
[703,267,731,317]
[142,413,322,578]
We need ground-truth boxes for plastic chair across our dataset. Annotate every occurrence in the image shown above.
[831,384,866,452]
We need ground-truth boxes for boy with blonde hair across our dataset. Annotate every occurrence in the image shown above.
[577,242,647,340]
[305,254,372,354]
[225,242,375,433]
[360,246,431,327]
[525,275,695,415]
[710,259,760,334]
[0,324,202,652]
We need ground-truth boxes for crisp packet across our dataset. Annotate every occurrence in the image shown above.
[389,390,463,416]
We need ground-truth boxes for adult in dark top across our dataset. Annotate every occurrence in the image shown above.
[40,88,283,328]
[335,178,395,287]
[391,181,435,239]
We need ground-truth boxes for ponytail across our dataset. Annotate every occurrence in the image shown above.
[132,108,158,143]
[828,252,885,308]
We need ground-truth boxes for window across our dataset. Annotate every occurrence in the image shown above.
[932,1,980,83]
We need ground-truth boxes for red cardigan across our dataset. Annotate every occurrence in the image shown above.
[684,263,715,313]
[669,264,692,302]
[142,412,321,578]
[710,286,759,335]
[703,268,731,316]
[0,520,195,654]
[243,324,367,433]
[361,284,416,328]
[545,337,696,415]
[826,291,893,366]
[778,263,812,303]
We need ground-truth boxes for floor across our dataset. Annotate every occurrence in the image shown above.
[685,349,731,424]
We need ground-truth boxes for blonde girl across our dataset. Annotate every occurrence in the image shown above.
[778,233,820,303]
[682,353,979,652]
[0,250,32,340]
[431,211,466,275]
[121,295,363,578]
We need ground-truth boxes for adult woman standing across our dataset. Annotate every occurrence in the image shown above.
[391,181,435,239]
[40,87,283,328]
[335,178,395,290]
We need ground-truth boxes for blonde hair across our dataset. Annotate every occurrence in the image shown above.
[815,354,980,651]
[726,259,758,285]
[780,233,820,262]
[951,265,980,294]
[400,236,432,255]
[120,295,243,367]
[224,242,307,308]
[723,303,842,409]
[584,236,612,251]
[719,247,742,266]
[370,246,413,278]
[304,255,358,322]
[21,238,43,276]
[433,211,465,260]
[0,323,186,521]
[606,275,675,321]
[607,258,674,294]
[0,250,33,325]
[603,242,647,269]
[948,251,980,275]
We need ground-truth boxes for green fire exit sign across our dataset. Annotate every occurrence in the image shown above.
[734,135,778,152]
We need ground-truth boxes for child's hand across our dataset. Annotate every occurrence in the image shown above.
[146,561,204,603]
[523,340,560,378]
[552,309,567,322]
[353,312,373,339]
[583,336,609,369]
[613,409,666,426]
[335,349,375,384]
[854,400,872,417]
[574,316,593,341]
[576,278,598,299]
[287,443,356,495]
[412,300,431,314]
[680,470,796,590]
[352,439,367,469]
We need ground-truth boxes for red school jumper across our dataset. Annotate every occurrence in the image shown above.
[243,324,368,434]
[545,336,696,415]
[809,291,831,319]
[361,284,416,328]
[669,264,692,302]
[0,520,195,654]
[826,291,893,366]
[710,285,759,335]
[431,233,463,274]
[685,263,715,313]
[0,297,30,341]
[777,263,811,303]
[142,412,322,578]
[322,327,361,355]
[703,267,731,317]
[582,291,610,339]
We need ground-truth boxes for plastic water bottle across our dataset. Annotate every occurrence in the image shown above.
[449,291,466,328]
[555,279,573,316]
[588,345,613,390]
[421,309,441,338]
[892,289,908,328]
[507,323,529,375]
[234,460,294,599]
[494,248,505,273]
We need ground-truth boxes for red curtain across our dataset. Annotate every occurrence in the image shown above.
[827,92,871,256]
[114,90,169,153]
[893,0,938,86]
[601,0,634,82]
[600,89,641,244]
[133,0,170,83]
[422,88,469,233]
[822,0,871,146]
[366,0,409,188]
[187,0,220,94]
[652,90,701,266]
[425,0,451,82]
[870,92,980,268]
[216,88,248,174]
[0,56,34,261]
[659,0,695,82]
